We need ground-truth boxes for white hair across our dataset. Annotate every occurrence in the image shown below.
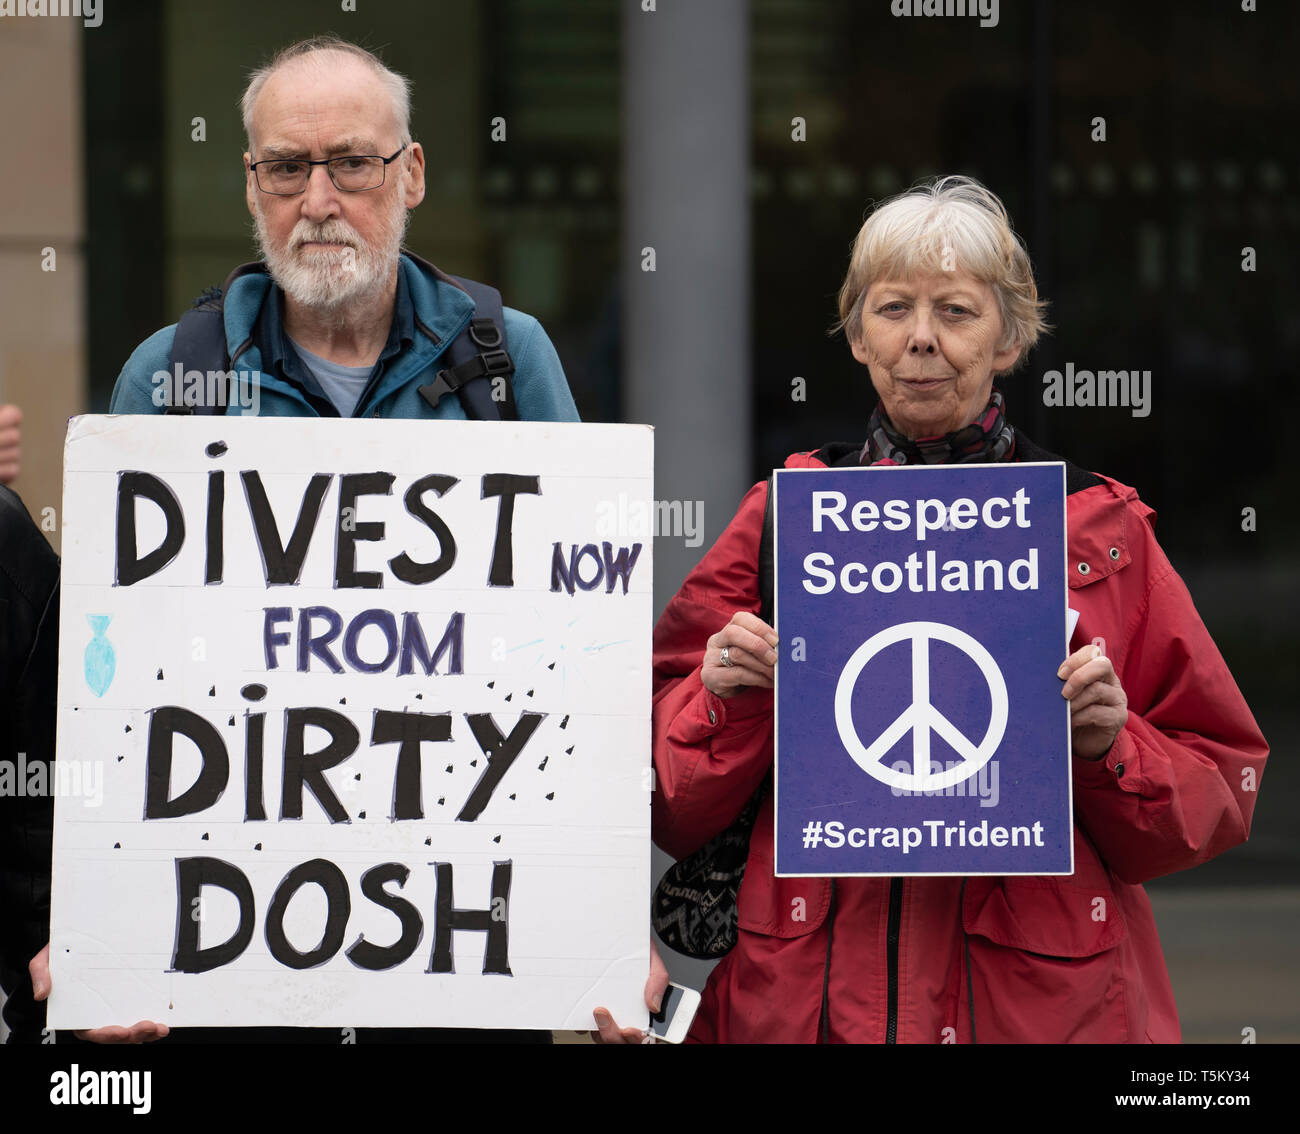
[240,36,412,151]
[837,175,1049,371]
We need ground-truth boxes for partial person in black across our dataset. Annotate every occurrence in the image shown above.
[0,483,59,1043]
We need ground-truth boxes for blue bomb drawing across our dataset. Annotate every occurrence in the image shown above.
[84,614,116,697]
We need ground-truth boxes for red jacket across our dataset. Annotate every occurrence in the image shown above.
[651,442,1268,1043]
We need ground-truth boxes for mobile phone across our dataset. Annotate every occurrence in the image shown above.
[648,982,701,1044]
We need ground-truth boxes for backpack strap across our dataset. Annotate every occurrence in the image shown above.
[165,262,264,416]
[402,250,518,421]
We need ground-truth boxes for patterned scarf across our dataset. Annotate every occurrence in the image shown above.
[862,388,1016,466]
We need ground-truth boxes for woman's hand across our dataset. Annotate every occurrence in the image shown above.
[1058,643,1128,760]
[29,943,170,1043]
[701,612,779,699]
[591,938,671,1043]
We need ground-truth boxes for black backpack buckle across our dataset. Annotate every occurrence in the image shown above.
[480,349,514,376]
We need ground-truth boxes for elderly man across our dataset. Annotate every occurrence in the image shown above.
[108,35,577,423]
[28,36,607,1045]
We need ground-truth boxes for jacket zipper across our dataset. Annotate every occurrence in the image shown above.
[885,878,903,1043]
[819,878,837,1043]
[959,877,977,1043]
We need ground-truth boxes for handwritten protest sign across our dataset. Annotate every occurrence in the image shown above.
[49,416,652,1030]
[774,463,1071,877]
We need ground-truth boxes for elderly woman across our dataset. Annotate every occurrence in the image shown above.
[650,176,1268,1043]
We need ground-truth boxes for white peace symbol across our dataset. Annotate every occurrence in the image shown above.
[833,621,1008,792]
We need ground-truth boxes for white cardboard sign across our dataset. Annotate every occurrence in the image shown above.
[49,415,652,1031]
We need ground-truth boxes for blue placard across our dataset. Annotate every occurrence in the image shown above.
[774,463,1072,876]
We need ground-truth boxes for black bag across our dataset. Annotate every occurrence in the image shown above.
[651,474,776,960]
[651,790,764,958]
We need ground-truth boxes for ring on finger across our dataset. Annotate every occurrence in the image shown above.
[720,646,734,668]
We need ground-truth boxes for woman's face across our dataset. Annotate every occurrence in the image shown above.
[850,271,1021,439]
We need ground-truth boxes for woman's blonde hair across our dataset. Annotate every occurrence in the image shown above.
[836,175,1049,371]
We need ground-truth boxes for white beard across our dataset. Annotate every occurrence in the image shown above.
[254,193,410,313]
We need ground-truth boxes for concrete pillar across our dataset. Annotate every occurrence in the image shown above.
[623,0,751,616]
[0,17,85,554]
[623,0,751,998]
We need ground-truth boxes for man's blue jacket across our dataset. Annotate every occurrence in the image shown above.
[109,252,580,421]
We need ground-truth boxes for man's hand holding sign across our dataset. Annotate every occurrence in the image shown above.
[30,944,169,1043]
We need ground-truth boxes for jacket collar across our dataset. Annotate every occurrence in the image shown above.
[253,265,415,415]
[219,253,475,413]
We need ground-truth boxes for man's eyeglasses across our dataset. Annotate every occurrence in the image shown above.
[249,144,408,195]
